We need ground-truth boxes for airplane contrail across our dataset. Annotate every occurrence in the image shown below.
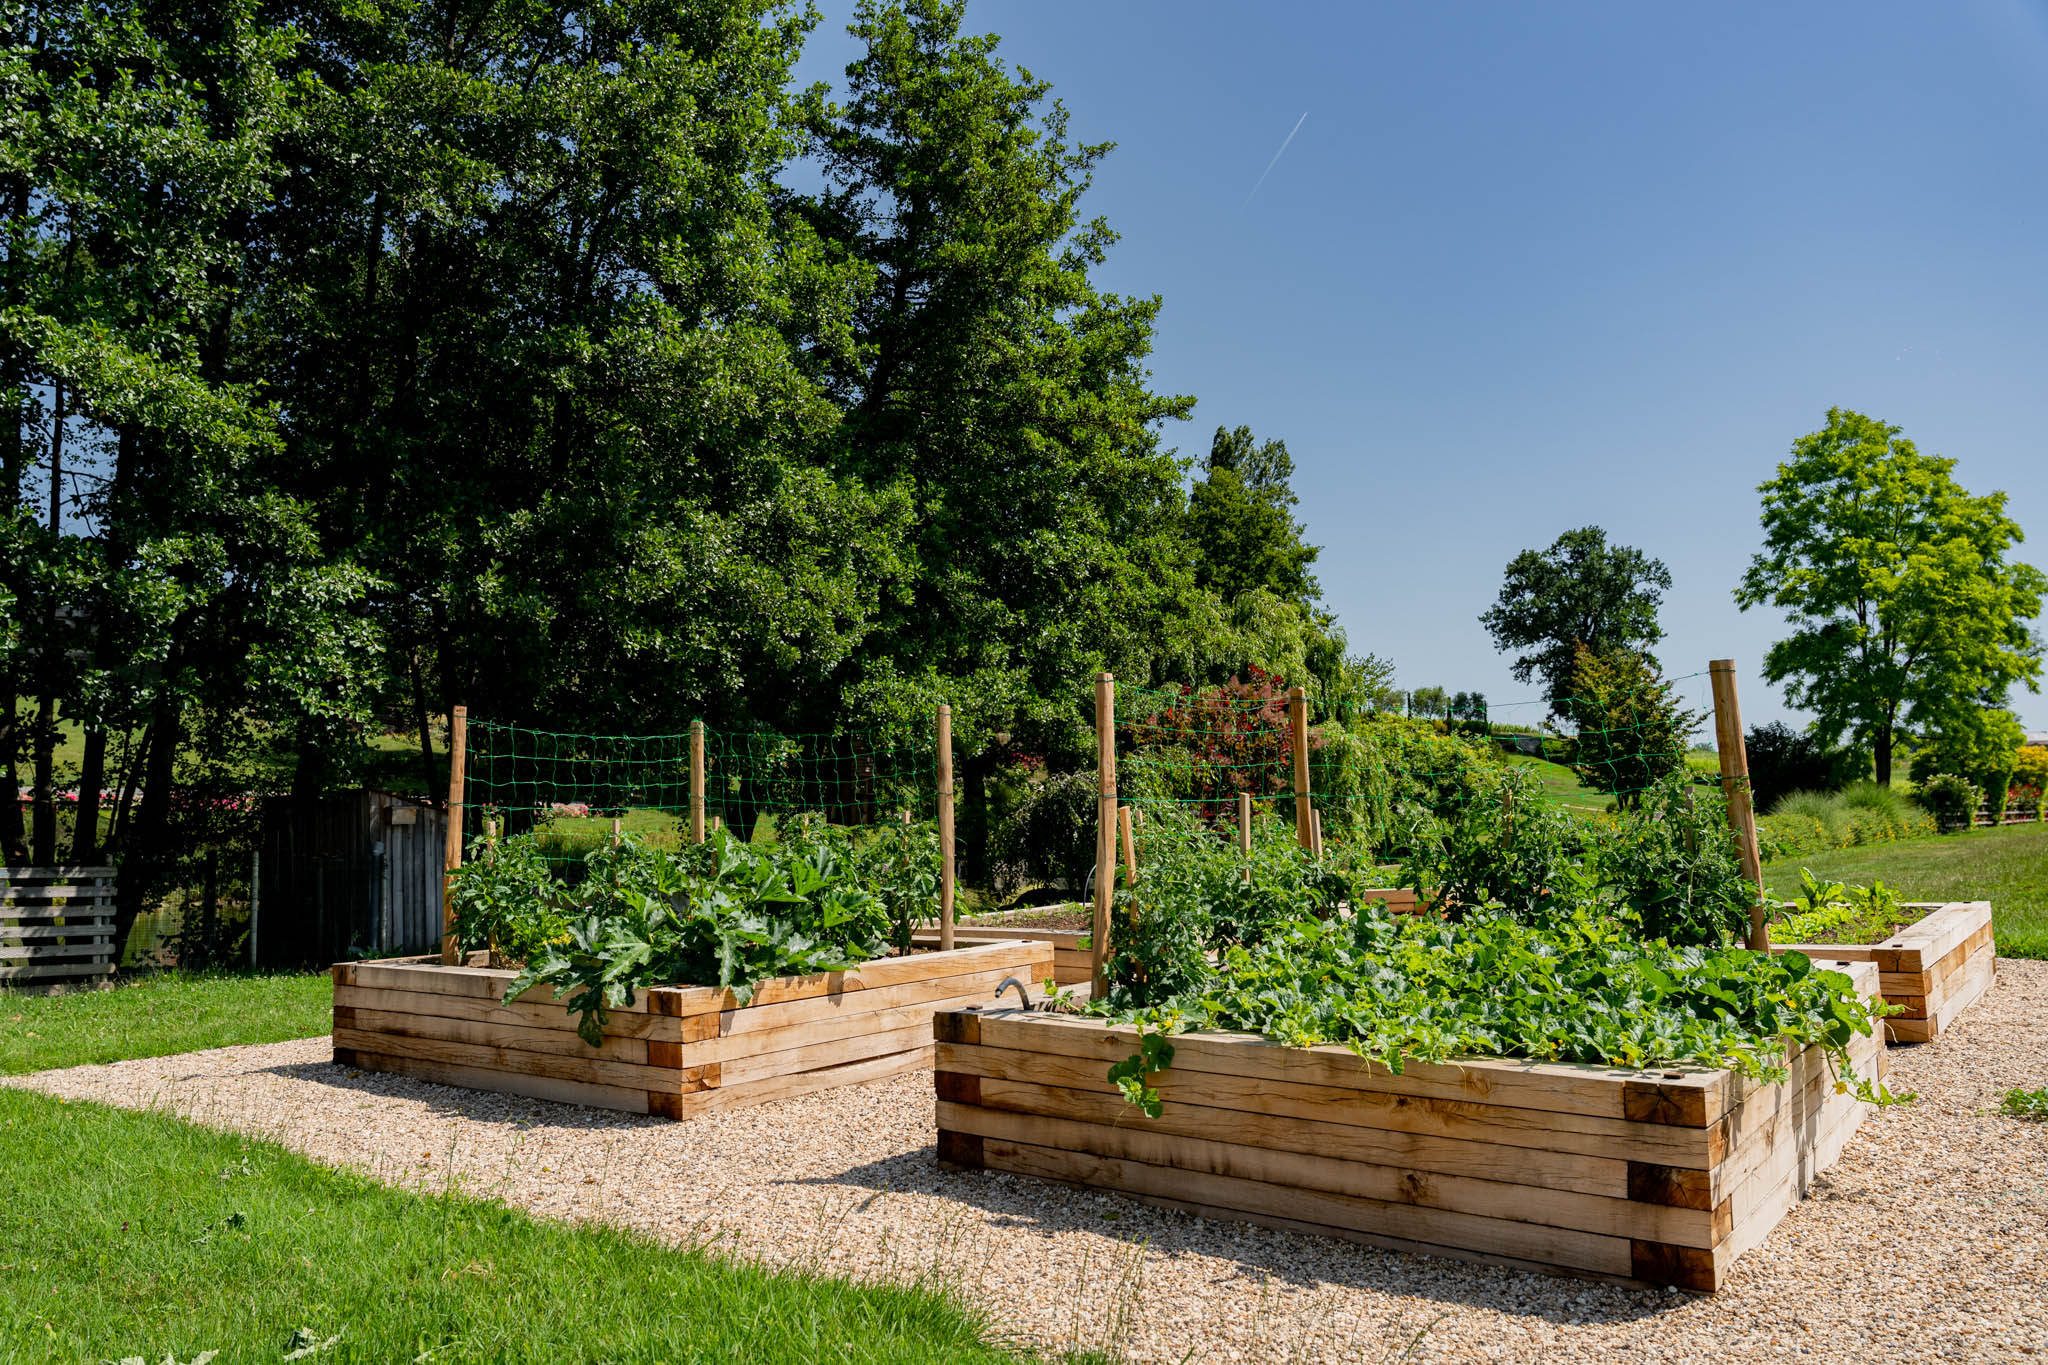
[1246,111,1309,205]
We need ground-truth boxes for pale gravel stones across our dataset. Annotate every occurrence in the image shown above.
[11,960,2048,1363]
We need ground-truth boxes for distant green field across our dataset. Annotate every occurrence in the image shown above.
[1503,754,1610,813]
[1764,822,2048,959]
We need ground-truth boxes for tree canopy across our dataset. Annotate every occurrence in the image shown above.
[1480,526,1671,715]
[1186,424,1320,608]
[1734,408,2045,785]
[0,0,1394,932]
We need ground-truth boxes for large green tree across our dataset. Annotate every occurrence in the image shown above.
[1187,424,1319,607]
[1735,408,2045,786]
[265,0,881,756]
[0,0,381,947]
[800,0,1206,873]
[1480,526,1671,714]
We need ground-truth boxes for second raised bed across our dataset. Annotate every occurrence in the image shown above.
[1774,900,1995,1043]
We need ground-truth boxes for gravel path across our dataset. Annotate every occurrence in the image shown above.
[12,960,2048,1364]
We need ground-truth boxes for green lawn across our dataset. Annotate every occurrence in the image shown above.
[1503,754,1610,814]
[0,1088,1038,1365]
[0,971,334,1075]
[1763,822,2048,959]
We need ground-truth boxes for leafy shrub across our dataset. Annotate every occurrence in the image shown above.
[449,834,569,964]
[776,813,938,954]
[992,771,1098,897]
[1744,721,1861,809]
[1390,770,1751,947]
[1123,669,1302,828]
[1393,764,1585,924]
[1587,776,1752,946]
[2015,745,2048,796]
[450,829,932,1043]
[1102,819,1364,1005]
[1914,773,1980,833]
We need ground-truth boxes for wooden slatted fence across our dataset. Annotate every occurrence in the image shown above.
[1,866,117,983]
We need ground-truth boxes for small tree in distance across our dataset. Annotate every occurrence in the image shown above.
[1564,646,1702,811]
[1481,527,1673,718]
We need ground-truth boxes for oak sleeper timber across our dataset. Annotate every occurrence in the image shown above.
[934,1070,982,1105]
[937,1129,986,1168]
[1627,1161,1716,1211]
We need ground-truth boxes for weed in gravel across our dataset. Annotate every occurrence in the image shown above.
[2000,1087,2048,1120]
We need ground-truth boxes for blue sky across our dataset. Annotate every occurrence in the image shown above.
[798,1,2048,734]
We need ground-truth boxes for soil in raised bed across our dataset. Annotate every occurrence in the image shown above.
[960,906,1092,932]
[1770,905,1922,946]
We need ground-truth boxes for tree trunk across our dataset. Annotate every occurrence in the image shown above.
[1874,723,1893,788]
[408,648,438,799]
[111,649,183,958]
[0,696,22,864]
[29,693,54,864]
[1,174,29,864]
[961,751,990,889]
[30,379,65,864]
[69,727,105,864]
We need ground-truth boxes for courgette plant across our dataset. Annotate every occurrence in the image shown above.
[453,828,915,1044]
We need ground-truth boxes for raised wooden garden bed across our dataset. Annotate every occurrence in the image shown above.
[932,961,1886,1290]
[333,939,1053,1118]
[914,925,1089,985]
[1775,901,1995,1044]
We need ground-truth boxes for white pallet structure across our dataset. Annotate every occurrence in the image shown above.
[1,866,117,983]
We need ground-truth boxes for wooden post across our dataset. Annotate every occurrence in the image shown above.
[1289,685,1313,851]
[1092,672,1116,995]
[1310,808,1323,859]
[689,720,706,844]
[1237,791,1252,856]
[1709,660,1768,951]
[440,705,467,964]
[937,703,956,952]
[1119,805,1138,885]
